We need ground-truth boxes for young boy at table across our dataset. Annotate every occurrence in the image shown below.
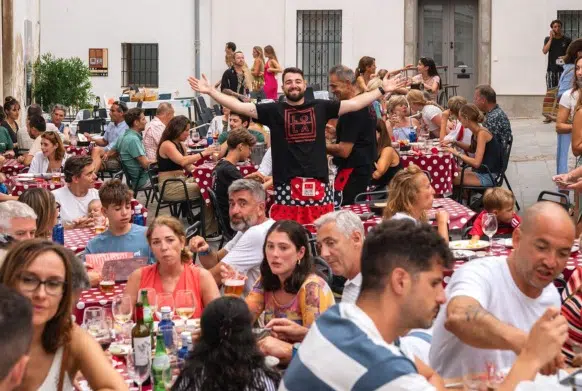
[469,187,521,242]
[84,179,153,263]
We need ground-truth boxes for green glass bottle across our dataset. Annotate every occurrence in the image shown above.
[152,333,171,391]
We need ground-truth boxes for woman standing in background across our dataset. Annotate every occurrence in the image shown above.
[264,45,282,100]
[251,46,265,92]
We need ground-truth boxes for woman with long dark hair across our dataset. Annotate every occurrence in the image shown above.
[412,57,442,101]
[371,119,402,189]
[172,296,280,391]
[355,56,376,93]
[263,45,282,100]
[2,96,20,148]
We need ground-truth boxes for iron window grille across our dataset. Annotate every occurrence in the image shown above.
[557,10,582,41]
[121,43,159,88]
[296,10,342,89]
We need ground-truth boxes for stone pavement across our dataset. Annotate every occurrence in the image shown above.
[505,117,569,211]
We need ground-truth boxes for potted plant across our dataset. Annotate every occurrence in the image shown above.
[32,53,94,113]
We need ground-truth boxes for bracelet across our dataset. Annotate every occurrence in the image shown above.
[199,152,204,159]
[378,86,386,95]
[198,249,210,256]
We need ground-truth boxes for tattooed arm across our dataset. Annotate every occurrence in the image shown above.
[444,295,528,354]
[222,88,249,102]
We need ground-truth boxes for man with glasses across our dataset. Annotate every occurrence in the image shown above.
[0,284,33,391]
[85,101,128,172]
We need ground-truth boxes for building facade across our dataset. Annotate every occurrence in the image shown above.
[2,0,581,118]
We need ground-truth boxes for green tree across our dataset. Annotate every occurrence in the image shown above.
[33,53,93,112]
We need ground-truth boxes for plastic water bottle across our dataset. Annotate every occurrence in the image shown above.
[52,213,64,245]
[177,331,193,360]
[158,306,175,350]
[409,128,417,143]
[207,134,214,147]
[133,205,145,226]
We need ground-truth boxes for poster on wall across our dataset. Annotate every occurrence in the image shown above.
[89,49,108,76]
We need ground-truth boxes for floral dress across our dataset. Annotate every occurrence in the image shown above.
[246,273,335,328]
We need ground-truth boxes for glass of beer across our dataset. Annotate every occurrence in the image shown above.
[50,168,61,183]
[100,270,115,293]
[94,216,106,235]
[224,268,246,297]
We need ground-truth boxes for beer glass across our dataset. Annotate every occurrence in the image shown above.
[99,270,115,293]
[94,215,107,235]
[224,268,246,297]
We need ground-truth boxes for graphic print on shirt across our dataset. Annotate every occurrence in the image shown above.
[285,107,316,143]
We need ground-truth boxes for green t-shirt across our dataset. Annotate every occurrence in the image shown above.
[217,128,265,145]
[0,126,14,152]
[114,129,148,188]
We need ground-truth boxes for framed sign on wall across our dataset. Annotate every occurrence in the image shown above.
[89,48,108,76]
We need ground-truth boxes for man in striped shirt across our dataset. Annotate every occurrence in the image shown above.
[280,219,571,390]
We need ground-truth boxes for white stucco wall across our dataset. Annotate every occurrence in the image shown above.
[491,0,581,96]
[203,0,405,89]
[40,0,196,102]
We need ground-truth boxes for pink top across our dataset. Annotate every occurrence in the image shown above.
[139,263,203,318]
[143,117,166,161]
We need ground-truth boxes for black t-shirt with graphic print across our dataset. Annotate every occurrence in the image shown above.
[256,100,341,185]
[544,35,572,72]
[332,104,377,176]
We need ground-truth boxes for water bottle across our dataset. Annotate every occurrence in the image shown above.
[158,306,175,350]
[177,331,193,360]
[409,128,417,143]
[52,213,64,245]
[133,205,145,226]
[207,135,214,147]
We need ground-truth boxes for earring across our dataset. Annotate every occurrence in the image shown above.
[297,258,301,265]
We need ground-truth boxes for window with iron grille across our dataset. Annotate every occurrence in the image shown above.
[296,10,342,89]
[557,11,582,40]
[121,43,159,88]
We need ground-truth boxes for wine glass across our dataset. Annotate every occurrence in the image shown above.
[155,292,175,320]
[192,129,200,143]
[112,294,133,341]
[83,306,104,327]
[175,290,196,327]
[85,316,113,351]
[126,348,151,391]
[483,213,498,256]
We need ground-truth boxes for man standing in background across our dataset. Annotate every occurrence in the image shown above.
[543,19,571,122]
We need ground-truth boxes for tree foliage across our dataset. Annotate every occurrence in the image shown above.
[33,53,93,112]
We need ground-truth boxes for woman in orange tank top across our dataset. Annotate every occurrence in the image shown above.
[125,216,220,319]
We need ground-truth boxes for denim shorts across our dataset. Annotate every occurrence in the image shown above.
[475,172,497,187]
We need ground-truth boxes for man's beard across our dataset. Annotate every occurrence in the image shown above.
[230,214,258,232]
[285,90,305,102]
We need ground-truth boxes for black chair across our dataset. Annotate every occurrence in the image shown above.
[149,163,205,236]
[303,226,319,257]
[121,162,153,207]
[313,256,333,286]
[207,188,233,247]
[213,104,222,116]
[456,135,520,211]
[197,96,208,109]
[354,190,388,205]
[185,221,201,241]
[537,191,570,210]
[201,108,214,124]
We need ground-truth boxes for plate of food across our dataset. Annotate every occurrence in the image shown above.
[451,249,476,260]
[108,343,131,356]
[449,240,490,250]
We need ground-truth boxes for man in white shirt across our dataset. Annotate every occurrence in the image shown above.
[52,155,99,228]
[85,101,128,172]
[143,102,174,161]
[429,201,575,378]
[189,178,274,294]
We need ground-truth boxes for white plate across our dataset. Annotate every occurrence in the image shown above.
[108,343,131,356]
[17,173,34,178]
[449,240,490,250]
[16,177,35,182]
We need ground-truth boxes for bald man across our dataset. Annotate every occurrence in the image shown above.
[430,201,574,378]
[143,102,175,161]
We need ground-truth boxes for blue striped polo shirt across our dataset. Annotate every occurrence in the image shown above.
[279,303,435,391]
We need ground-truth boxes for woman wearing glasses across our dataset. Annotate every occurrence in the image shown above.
[0,240,126,390]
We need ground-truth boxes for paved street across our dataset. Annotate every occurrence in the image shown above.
[505,117,569,211]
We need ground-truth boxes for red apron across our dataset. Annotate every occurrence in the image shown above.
[269,177,334,225]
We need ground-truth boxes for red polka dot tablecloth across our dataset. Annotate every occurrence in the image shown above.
[192,162,258,205]
[8,177,104,196]
[400,152,458,195]
[343,197,474,232]
[65,228,96,253]
[66,145,90,156]
[0,159,24,177]
[74,283,126,325]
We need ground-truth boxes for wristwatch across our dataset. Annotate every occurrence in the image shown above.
[378,86,386,95]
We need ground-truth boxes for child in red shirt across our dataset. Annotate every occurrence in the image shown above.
[469,187,521,241]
